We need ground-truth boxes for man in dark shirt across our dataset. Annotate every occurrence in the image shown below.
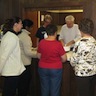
[35,14,52,44]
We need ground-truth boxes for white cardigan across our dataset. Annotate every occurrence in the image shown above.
[18,29,37,66]
[0,31,25,76]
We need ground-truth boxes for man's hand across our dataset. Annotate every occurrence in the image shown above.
[66,40,75,46]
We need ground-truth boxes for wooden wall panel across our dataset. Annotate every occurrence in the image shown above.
[0,0,83,25]
[0,0,12,24]
[40,11,83,25]
[23,10,38,47]
[83,0,96,39]
[0,0,95,96]
[0,0,25,25]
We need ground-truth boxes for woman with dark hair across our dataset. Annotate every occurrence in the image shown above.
[18,19,37,96]
[22,19,34,29]
[37,24,67,96]
[0,17,25,96]
[70,18,96,96]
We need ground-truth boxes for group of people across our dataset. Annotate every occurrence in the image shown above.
[36,15,96,96]
[0,14,96,96]
[0,17,37,96]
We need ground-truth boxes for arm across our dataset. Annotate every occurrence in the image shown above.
[21,35,37,58]
[37,53,41,59]
[0,37,17,73]
[59,26,65,46]
[70,52,79,67]
[59,39,65,46]
[61,54,67,62]
[65,40,75,46]
[36,38,39,46]
[70,40,81,67]
[58,42,67,62]
[37,41,41,59]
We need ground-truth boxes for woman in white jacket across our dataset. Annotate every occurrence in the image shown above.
[0,17,25,96]
[18,19,37,96]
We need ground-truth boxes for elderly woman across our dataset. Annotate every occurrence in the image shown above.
[59,15,81,47]
[37,24,67,96]
[70,18,96,96]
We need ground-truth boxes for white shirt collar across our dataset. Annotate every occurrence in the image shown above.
[22,29,30,35]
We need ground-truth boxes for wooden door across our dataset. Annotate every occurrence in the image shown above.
[22,10,39,47]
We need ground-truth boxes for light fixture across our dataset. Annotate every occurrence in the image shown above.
[47,9,83,13]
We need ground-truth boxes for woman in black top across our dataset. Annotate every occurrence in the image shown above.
[35,14,52,44]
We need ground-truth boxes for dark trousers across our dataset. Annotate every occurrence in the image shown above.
[76,74,96,96]
[38,68,63,96]
[2,76,19,96]
[18,65,32,96]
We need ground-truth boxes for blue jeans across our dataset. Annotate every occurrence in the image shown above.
[38,68,63,96]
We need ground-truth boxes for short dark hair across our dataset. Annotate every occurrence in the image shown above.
[3,17,21,34]
[22,19,33,29]
[79,18,94,35]
[46,24,57,36]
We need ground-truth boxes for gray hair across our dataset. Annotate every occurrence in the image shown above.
[65,15,75,22]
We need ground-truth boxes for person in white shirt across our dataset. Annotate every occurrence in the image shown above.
[18,19,37,96]
[59,15,81,47]
[0,17,25,96]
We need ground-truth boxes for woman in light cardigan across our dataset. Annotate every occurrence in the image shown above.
[18,19,37,96]
[70,18,96,96]
[0,17,25,96]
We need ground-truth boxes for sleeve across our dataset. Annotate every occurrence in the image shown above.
[74,25,81,42]
[59,26,64,40]
[35,28,41,38]
[0,37,17,73]
[70,51,79,67]
[70,40,82,67]
[58,43,66,56]
[37,41,41,53]
[21,35,37,58]
[70,40,95,67]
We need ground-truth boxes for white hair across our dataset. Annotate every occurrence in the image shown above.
[65,15,75,22]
